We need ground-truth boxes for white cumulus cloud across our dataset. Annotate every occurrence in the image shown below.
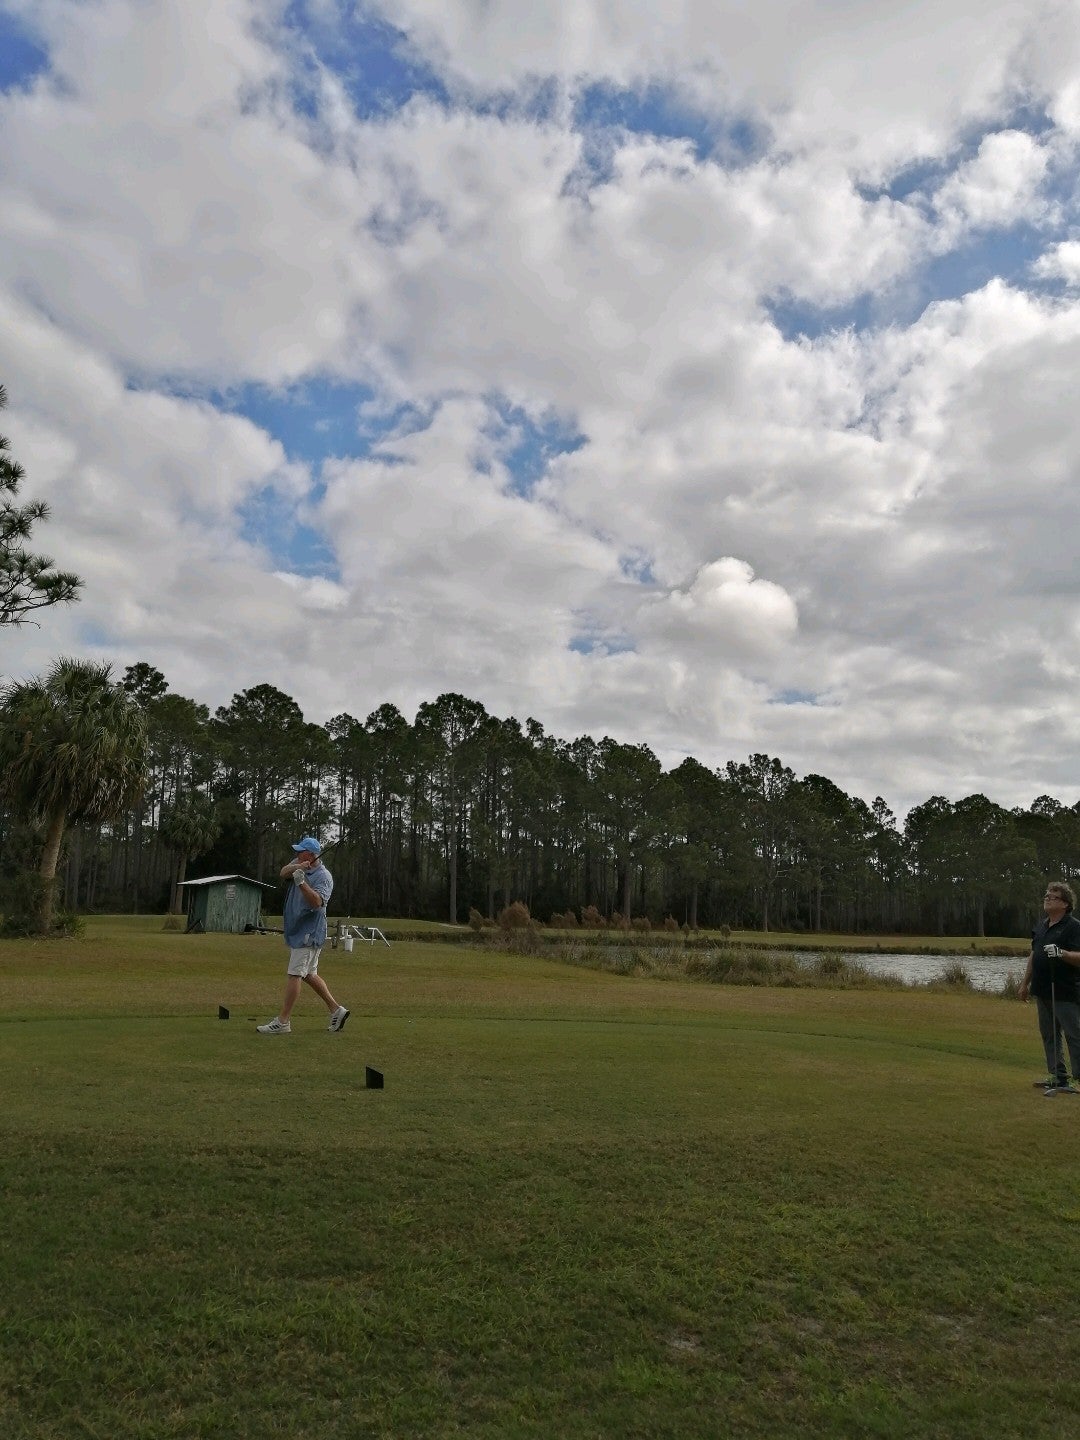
[2,0,1080,813]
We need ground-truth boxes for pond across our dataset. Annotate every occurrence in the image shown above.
[794,950,1024,993]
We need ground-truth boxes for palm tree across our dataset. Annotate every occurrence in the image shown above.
[0,657,147,932]
[160,793,222,915]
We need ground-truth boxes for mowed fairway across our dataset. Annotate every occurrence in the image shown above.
[1,921,1075,1439]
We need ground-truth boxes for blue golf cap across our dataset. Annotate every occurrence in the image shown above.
[292,836,322,856]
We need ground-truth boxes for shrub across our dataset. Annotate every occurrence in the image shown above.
[581,905,606,929]
[560,943,606,970]
[161,914,184,932]
[610,910,630,931]
[663,915,680,932]
[0,874,83,938]
[468,907,487,933]
[631,915,652,932]
[542,938,918,991]
[935,960,974,989]
[503,926,544,957]
[549,910,579,928]
[55,909,85,937]
[811,952,854,980]
[999,970,1022,1000]
[685,945,791,986]
[805,953,884,987]
[497,900,531,931]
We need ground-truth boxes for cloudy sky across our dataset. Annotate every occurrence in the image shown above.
[2,0,1080,815]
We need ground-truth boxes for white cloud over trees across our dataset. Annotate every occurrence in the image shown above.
[2,0,1079,812]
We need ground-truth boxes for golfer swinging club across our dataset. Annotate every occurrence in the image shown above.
[257,836,349,1036]
[1018,880,1080,1095]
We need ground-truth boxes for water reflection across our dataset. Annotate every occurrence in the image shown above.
[794,951,1023,993]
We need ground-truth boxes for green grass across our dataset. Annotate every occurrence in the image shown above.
[0,919,1072,1439]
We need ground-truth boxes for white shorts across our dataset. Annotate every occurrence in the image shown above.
[287,946,322,978]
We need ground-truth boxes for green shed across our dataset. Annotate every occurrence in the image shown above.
[177,874,277,934]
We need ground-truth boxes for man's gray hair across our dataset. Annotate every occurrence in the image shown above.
[1047,880,1076,911]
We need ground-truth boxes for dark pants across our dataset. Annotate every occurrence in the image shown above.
[1035,995,1080,1082]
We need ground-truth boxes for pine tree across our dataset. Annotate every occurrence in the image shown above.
[0,385,82,627]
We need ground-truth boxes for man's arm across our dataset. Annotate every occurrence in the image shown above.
[1018,949,1035,1000]
[304,871,330,910]
[1041,917,1080,968]
[1044,943,1080,968]
[280,856,322,907]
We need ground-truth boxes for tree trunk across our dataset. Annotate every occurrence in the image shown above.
[171,852,189,915]
[37,805,67,933]
[132,804,143,914]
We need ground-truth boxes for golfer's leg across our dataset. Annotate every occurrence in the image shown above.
[303,972,338,1012]
[1055,1000,1080,1080]
[1036,996,1066,1081]
[279,975,304,1021]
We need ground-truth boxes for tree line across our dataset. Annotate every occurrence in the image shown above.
[2,658,1077,937]
[0,381,1072,937]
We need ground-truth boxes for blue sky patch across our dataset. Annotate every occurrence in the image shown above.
[765,293,875,343]
[214,377,378,466]
[860,157,946,206]
[863,109,1056,203]
[564,79,763,195]
[574,80,761,166]
[570,632,636,656]
[0,8,49,91]
[283,0,448,120]
[768,220,1053,342]
[486,400,586,499]
[619,551,656,586]
[770,688,820,706]
[915,224,1048,311]
[238,484,339,579]
[77,620,113,649]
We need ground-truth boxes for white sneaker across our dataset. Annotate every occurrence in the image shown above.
[256,1017,291,1034]
[328,1005,350,1033]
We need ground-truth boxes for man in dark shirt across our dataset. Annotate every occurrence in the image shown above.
[1019,880,1080,1095]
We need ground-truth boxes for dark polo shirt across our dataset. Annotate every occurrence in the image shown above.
[1031,913,1080,1003]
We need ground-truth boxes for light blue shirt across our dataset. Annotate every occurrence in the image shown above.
[283,861,333,949]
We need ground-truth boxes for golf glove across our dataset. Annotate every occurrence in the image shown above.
[293,867,307,886]
[1045,943,1063,959]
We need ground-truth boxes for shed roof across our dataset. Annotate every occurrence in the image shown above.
[177,874,278,890]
